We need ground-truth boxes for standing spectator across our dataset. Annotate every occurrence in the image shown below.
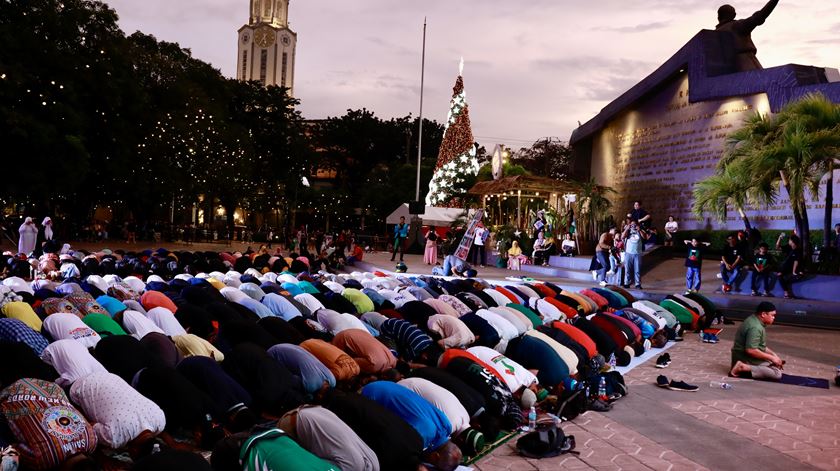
[664,216,678,247]
[720,234,744,293]
[629,201,651,250]
[684,237,711,294]
[41,217,54,242]
[593,227,615,286]
[424,226,439,265]
[17,217,38,255]
[472,224,487,267]
[391,216,409,262]
[750,243,775,296]
[622,220,648,289]
[776,233,803,299]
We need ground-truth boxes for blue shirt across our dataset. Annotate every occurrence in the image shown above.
[0,318,49,356]
[394,223,409,239]
[261,293,303,321]
[362,381,451,451]
[267,344,336,394]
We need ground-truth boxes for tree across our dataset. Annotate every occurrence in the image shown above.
[425,73,480,206]
[514,137,573,180]
[575,178,616,243]
[692,158,774,229]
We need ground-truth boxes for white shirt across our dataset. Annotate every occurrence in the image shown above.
[145,307,187,337]
[220,286,249,303]
[316,309,367,336]
[294,293,326,313]
[41,339,108,388]
[467,346,538,392]
[483,289,513,308]
[665,221,679,233]
[70,372,166,449]
[121,310,165,340]
[399,377,471,434]
[487,307,529,335]
[43,313,101,348]
[474,227,486,246]
[475,309,520,342]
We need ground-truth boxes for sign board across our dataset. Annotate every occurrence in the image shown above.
[454,208,484,261]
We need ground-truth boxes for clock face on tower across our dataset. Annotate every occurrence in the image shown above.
[281,35,290,46]
[242,33,250,43]
[254,26,276,48]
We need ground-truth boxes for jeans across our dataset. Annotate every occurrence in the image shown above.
[686,267,701,291]
[473,244,486,266]
[391,237,405,260]
[751,271,771,292]
[720,264,741,286]
[596,251,610,282]
[624,252,641,286]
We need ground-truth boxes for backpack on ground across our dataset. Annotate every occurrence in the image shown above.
[516,424,577,458]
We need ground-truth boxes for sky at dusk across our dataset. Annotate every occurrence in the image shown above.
[107,0,838,150]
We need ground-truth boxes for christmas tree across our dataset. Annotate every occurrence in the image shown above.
[425,61,479,206]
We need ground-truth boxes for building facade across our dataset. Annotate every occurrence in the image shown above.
[236,0,296,94]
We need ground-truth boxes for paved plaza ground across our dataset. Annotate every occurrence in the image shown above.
[11,239,839,470]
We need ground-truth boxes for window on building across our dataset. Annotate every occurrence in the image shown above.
[241,50,248,80]
[259,49,268,85]
[281,52,288,88]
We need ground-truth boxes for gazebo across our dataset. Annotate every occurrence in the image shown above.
[468,175,579,229]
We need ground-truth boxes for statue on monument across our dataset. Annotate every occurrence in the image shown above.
[715,0,779,72]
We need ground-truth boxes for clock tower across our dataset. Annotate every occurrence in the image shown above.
[236,0,296,95]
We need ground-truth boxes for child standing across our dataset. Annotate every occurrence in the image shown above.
[684,238,711,294]
[751,242,774,296]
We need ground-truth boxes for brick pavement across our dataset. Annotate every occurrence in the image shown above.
[474,324,840,470]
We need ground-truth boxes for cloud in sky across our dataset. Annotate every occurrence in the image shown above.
[107,0,838,148]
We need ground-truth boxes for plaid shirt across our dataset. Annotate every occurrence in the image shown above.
[0,318,49,356]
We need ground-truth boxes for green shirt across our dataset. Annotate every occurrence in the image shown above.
[342,288,374,314]
[83,313,127,337]
[731,315,766,366]
[240,429,339,471]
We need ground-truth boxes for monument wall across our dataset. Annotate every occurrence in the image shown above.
[590,72,840,230]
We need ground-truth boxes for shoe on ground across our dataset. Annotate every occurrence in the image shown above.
[716,273,723,279]
[592,270,598,281]
[656,375,669,387]
[662,353,671,365]
[700,332,707,342]
[706,335,719,344]
[763,291,773,297]
[655,355,669,368]
[606,270,615,276]
[684,291,691,295]
[667,380,699,392]
[634,285,642,289]
[599,281,607,287]
[751,290,758,296]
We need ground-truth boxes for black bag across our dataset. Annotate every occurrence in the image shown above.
[555,388,588,421]
[517,424,577,458]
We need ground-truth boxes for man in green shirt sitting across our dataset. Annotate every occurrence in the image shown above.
[730,302,784,380]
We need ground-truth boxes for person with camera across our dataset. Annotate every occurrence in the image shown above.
[622,220,648,289]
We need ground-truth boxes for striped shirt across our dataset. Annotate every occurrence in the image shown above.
[380,318,432,361]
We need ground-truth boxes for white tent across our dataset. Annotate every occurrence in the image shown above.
[385,204,475,227]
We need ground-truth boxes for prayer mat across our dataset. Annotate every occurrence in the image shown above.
[464,429,520,465]
[778,374,830,389]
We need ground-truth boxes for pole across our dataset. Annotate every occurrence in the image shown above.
[415,17,427,202]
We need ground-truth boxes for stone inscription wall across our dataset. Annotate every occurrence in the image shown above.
[591,73,839,230]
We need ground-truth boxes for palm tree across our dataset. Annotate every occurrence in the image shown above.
[692,158,772,228]
[575,178,615,243]
[775,94,840,249]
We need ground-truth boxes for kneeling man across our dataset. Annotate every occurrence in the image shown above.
[730,302,784,380]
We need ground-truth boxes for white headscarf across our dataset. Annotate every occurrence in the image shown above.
[42,217,53,240]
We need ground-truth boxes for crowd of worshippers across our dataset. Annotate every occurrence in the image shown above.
[0,244,692,470]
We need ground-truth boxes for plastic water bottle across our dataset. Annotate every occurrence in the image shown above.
[527,406,537,431]
[598,376,608,400]
[710,381,733,390]
[151,443,161,454]
[608,353,617,369]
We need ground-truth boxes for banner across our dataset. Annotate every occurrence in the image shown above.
[454,208,484,261]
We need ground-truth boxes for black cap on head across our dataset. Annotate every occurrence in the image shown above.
[756,301,776,314]
[616,350,632,367]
